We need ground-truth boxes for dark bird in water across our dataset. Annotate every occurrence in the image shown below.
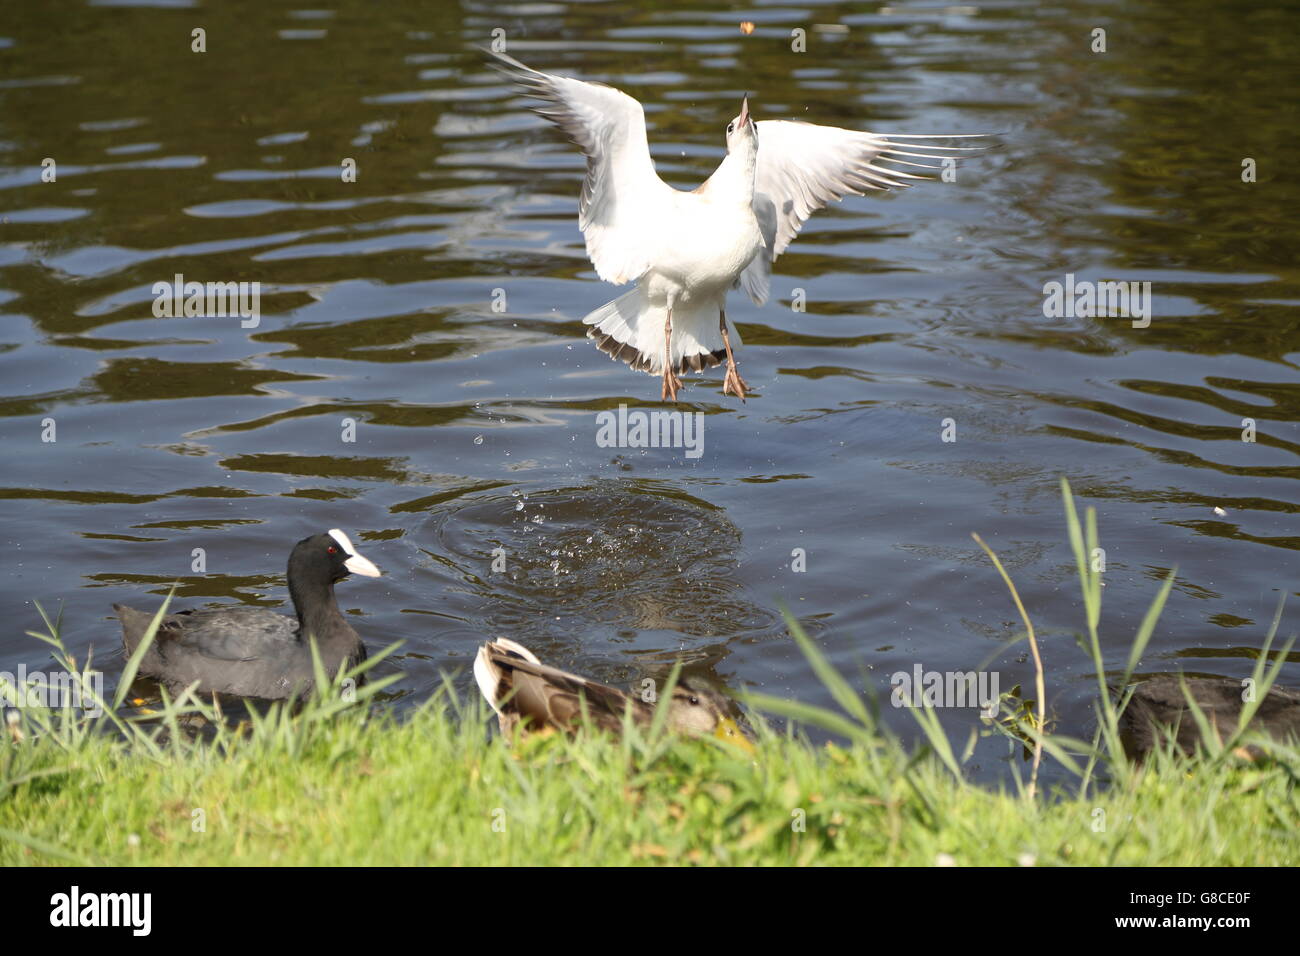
[113,529,380,701]
[1121,676,1300,758]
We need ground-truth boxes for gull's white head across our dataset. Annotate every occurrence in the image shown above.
[724,95,757,156]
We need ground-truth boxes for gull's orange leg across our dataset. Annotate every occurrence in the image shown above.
[661,308,682,402]
[720,309,748,401]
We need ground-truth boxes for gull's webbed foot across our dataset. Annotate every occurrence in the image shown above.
[722,364,749,400]
[661,365,683,402]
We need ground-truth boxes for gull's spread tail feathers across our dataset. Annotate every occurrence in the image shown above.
[583,287,737,375]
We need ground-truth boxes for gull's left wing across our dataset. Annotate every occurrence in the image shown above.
[740,120,991,305]
[485,48,675,286]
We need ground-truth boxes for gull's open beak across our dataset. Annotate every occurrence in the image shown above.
[739,95,751,129]
[714,717,756,754]
[344,550,381,578]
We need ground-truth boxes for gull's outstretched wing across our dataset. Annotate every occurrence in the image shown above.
[486,49,674,286]
[740,120,990,305]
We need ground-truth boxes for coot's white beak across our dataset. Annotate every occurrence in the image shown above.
[344,551,381,577]
[328,528,382,577]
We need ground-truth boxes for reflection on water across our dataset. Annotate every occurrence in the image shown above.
[1,0,1296,784]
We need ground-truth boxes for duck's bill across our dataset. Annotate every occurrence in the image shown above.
[344,552,382,577]
[714,717,756,754]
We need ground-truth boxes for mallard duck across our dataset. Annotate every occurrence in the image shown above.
[113,529,380,701]
[1121,676,1300,758]
[473,637,753,751]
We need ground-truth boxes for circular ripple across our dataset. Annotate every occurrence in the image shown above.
[420,478,780,677]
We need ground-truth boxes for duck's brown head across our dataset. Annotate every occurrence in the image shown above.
[667,677,755,752]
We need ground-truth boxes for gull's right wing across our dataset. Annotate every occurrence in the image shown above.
[485,48,674,286]
[740,120,992,305]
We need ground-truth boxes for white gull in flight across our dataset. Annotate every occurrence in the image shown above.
[487,49,988,402]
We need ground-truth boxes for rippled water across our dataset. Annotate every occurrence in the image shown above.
[2,0,1296,784]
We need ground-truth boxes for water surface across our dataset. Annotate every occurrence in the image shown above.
[2,0,1297,784]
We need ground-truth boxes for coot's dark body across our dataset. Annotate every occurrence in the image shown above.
[1122,676,1300,757]
[113,529,380,701]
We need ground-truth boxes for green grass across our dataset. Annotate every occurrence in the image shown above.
[2,687,1297,866]
[2,479,1297,866]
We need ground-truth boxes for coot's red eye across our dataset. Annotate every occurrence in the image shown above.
[327,546,337,554]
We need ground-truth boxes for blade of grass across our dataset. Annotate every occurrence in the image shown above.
[113,588,176,711]
[971,532,1045,800]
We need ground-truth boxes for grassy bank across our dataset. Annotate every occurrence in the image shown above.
[2,480,1297,866]
[2,687,1297,866]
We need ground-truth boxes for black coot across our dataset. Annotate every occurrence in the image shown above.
[113,529,381,701]
[1122,676,1300,757]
